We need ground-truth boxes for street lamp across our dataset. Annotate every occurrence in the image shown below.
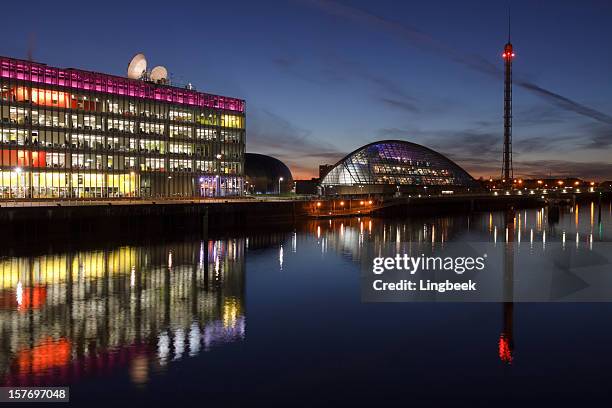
[216,154,223,197]
[14,167,22,199]
[278,177,284,195]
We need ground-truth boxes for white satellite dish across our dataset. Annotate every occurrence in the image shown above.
[150,66,168,83]
[127,53,147,79]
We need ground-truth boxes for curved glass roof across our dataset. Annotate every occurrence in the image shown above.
[321,140,475,187]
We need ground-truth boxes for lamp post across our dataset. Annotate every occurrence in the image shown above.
[14,167,22,199]
[216,153,222,197]
[278,177,284,195]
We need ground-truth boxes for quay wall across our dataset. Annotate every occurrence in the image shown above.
[1,192,605,241]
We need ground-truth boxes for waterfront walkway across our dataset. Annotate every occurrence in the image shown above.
[0,196,304,208]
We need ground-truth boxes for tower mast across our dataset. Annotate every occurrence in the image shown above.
[502,9,514,184]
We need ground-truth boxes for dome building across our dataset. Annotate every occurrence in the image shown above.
[320,140,477,195]
[245,153,293,194]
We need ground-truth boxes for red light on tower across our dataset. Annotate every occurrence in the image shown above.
[503,43,515,60]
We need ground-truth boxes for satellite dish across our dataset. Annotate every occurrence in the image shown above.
[127,53,147,79]
[150,66,168,83]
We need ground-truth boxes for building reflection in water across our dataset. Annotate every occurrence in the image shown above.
[299,200,610,365]
[499,208,515,364]
[1,200,608,385]
[0,239,245,386]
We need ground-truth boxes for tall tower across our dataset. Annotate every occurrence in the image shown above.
[502,15,515,184]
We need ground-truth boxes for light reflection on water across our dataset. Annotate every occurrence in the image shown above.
[0,240,245,386]
[0,200,611,398]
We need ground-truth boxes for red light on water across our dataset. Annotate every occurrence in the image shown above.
[499,334,513,364]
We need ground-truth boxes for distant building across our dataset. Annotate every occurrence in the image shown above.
[245,153,293,194]
[294,178,319,195]
[320,140,477,195]
[319,164,333,179]
[484,178,597,190]
[0,55,245,199]
[601,181,612,190]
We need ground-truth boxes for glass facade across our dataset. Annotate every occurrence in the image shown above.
[0,56,245,199]
[321,140,476,187]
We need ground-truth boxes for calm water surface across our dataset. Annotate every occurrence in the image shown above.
[1,201,612,405]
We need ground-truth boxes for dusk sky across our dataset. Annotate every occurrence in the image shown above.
[2,0,612,179]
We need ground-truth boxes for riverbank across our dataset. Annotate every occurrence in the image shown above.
[0,193,561,243]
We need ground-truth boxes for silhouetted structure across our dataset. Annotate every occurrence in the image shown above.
[319,164,334,179]
[245,153,293,194]
[501,17,515,184]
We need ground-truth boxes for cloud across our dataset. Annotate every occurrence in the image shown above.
[514,105,572,127]
[247,108,344,177]
[303,0,612,126]
[376,126,502,177]
[516,81,612,125]
[378,97,419,113]
[516,160,612,180]
[272,52,423,115]
[578,123,612,149]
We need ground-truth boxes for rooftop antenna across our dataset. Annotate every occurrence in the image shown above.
[507,3,511,42]
[127,53,147,80]
[150,66,169,84]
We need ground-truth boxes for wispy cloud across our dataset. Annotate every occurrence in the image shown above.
[578,123,612,149]
[248,108,344,178]
[303,0,612,125]
[272,53,423,114]
[517,160,612,180]
[378,97,419,113]
[376,126,502,177]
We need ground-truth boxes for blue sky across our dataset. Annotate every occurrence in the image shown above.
[2,0,611,179]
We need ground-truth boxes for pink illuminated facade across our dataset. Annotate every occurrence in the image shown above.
[0,55,245,199]
[0,57,245,113]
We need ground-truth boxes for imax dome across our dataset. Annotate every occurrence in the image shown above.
[245,153,293,194]
[321,140,476,193]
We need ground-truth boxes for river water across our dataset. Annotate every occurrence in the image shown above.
[1,200,612,404]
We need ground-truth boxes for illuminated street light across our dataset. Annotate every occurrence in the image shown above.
[278,177,284,194]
